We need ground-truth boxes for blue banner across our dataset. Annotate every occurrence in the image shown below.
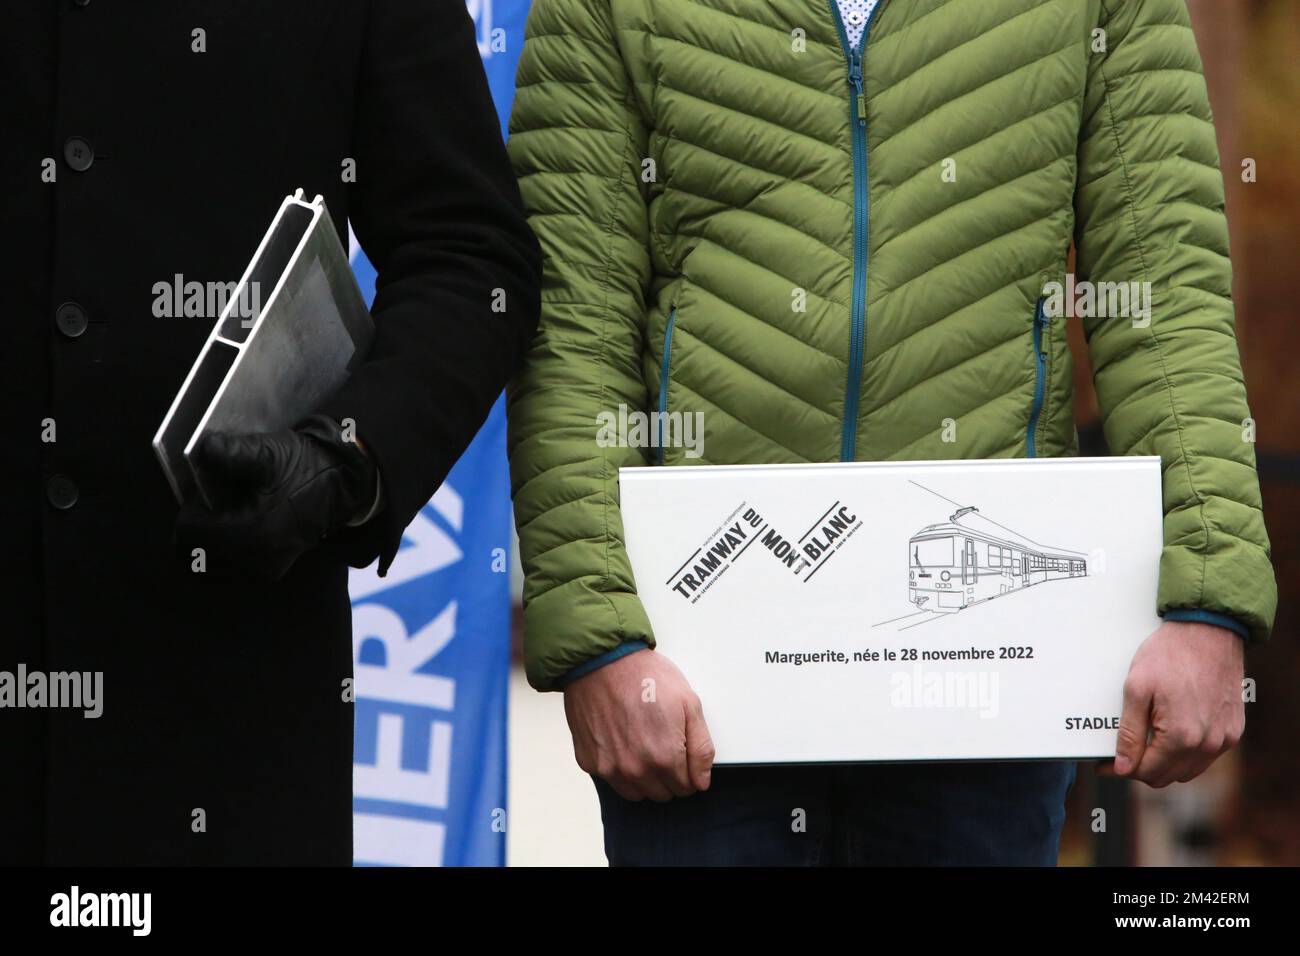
[347,0,529,867]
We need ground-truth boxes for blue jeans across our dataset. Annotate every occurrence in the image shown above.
[594,761,1077,866]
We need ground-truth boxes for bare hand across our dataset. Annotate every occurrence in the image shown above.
[1106,620,1245,787]
[563,648,714,802]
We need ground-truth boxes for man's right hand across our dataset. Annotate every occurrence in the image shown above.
[563,648,714,802]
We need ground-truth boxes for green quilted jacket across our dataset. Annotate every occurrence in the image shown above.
[507,0,1277,690]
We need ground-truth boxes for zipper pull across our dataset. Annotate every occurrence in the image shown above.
[850,51,865,126]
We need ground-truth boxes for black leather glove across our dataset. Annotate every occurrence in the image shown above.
[175,414,380,582]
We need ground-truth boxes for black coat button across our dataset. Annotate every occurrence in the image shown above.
[55,302,89,338]
[47,475,79,510]
[64,137,94,171]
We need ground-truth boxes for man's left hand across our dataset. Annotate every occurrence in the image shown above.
[175,414,378,582]
[1109,620,1245,788]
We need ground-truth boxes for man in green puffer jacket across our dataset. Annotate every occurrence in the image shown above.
[507,0,1277,865]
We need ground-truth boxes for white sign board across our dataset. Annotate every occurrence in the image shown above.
[619,457,1164,764]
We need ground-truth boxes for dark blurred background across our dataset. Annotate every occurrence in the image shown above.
[1059,0,1299,866]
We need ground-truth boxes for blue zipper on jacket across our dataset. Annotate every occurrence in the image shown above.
[1026,298,1049,458]
[829,0,885,461]
[657,308,677,464]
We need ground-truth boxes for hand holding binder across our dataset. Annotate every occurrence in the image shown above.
[175,414,379,581]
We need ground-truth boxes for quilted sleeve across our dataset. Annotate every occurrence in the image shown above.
[1074,0,1276,640]
[506,0,657,690]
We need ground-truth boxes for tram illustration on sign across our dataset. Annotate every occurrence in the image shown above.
[908,504,1087,614]
[875,480,1090,632]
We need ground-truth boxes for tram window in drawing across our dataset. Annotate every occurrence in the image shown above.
[908,506,1087,614]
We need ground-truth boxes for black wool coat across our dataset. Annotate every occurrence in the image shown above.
[0,0,540,865]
